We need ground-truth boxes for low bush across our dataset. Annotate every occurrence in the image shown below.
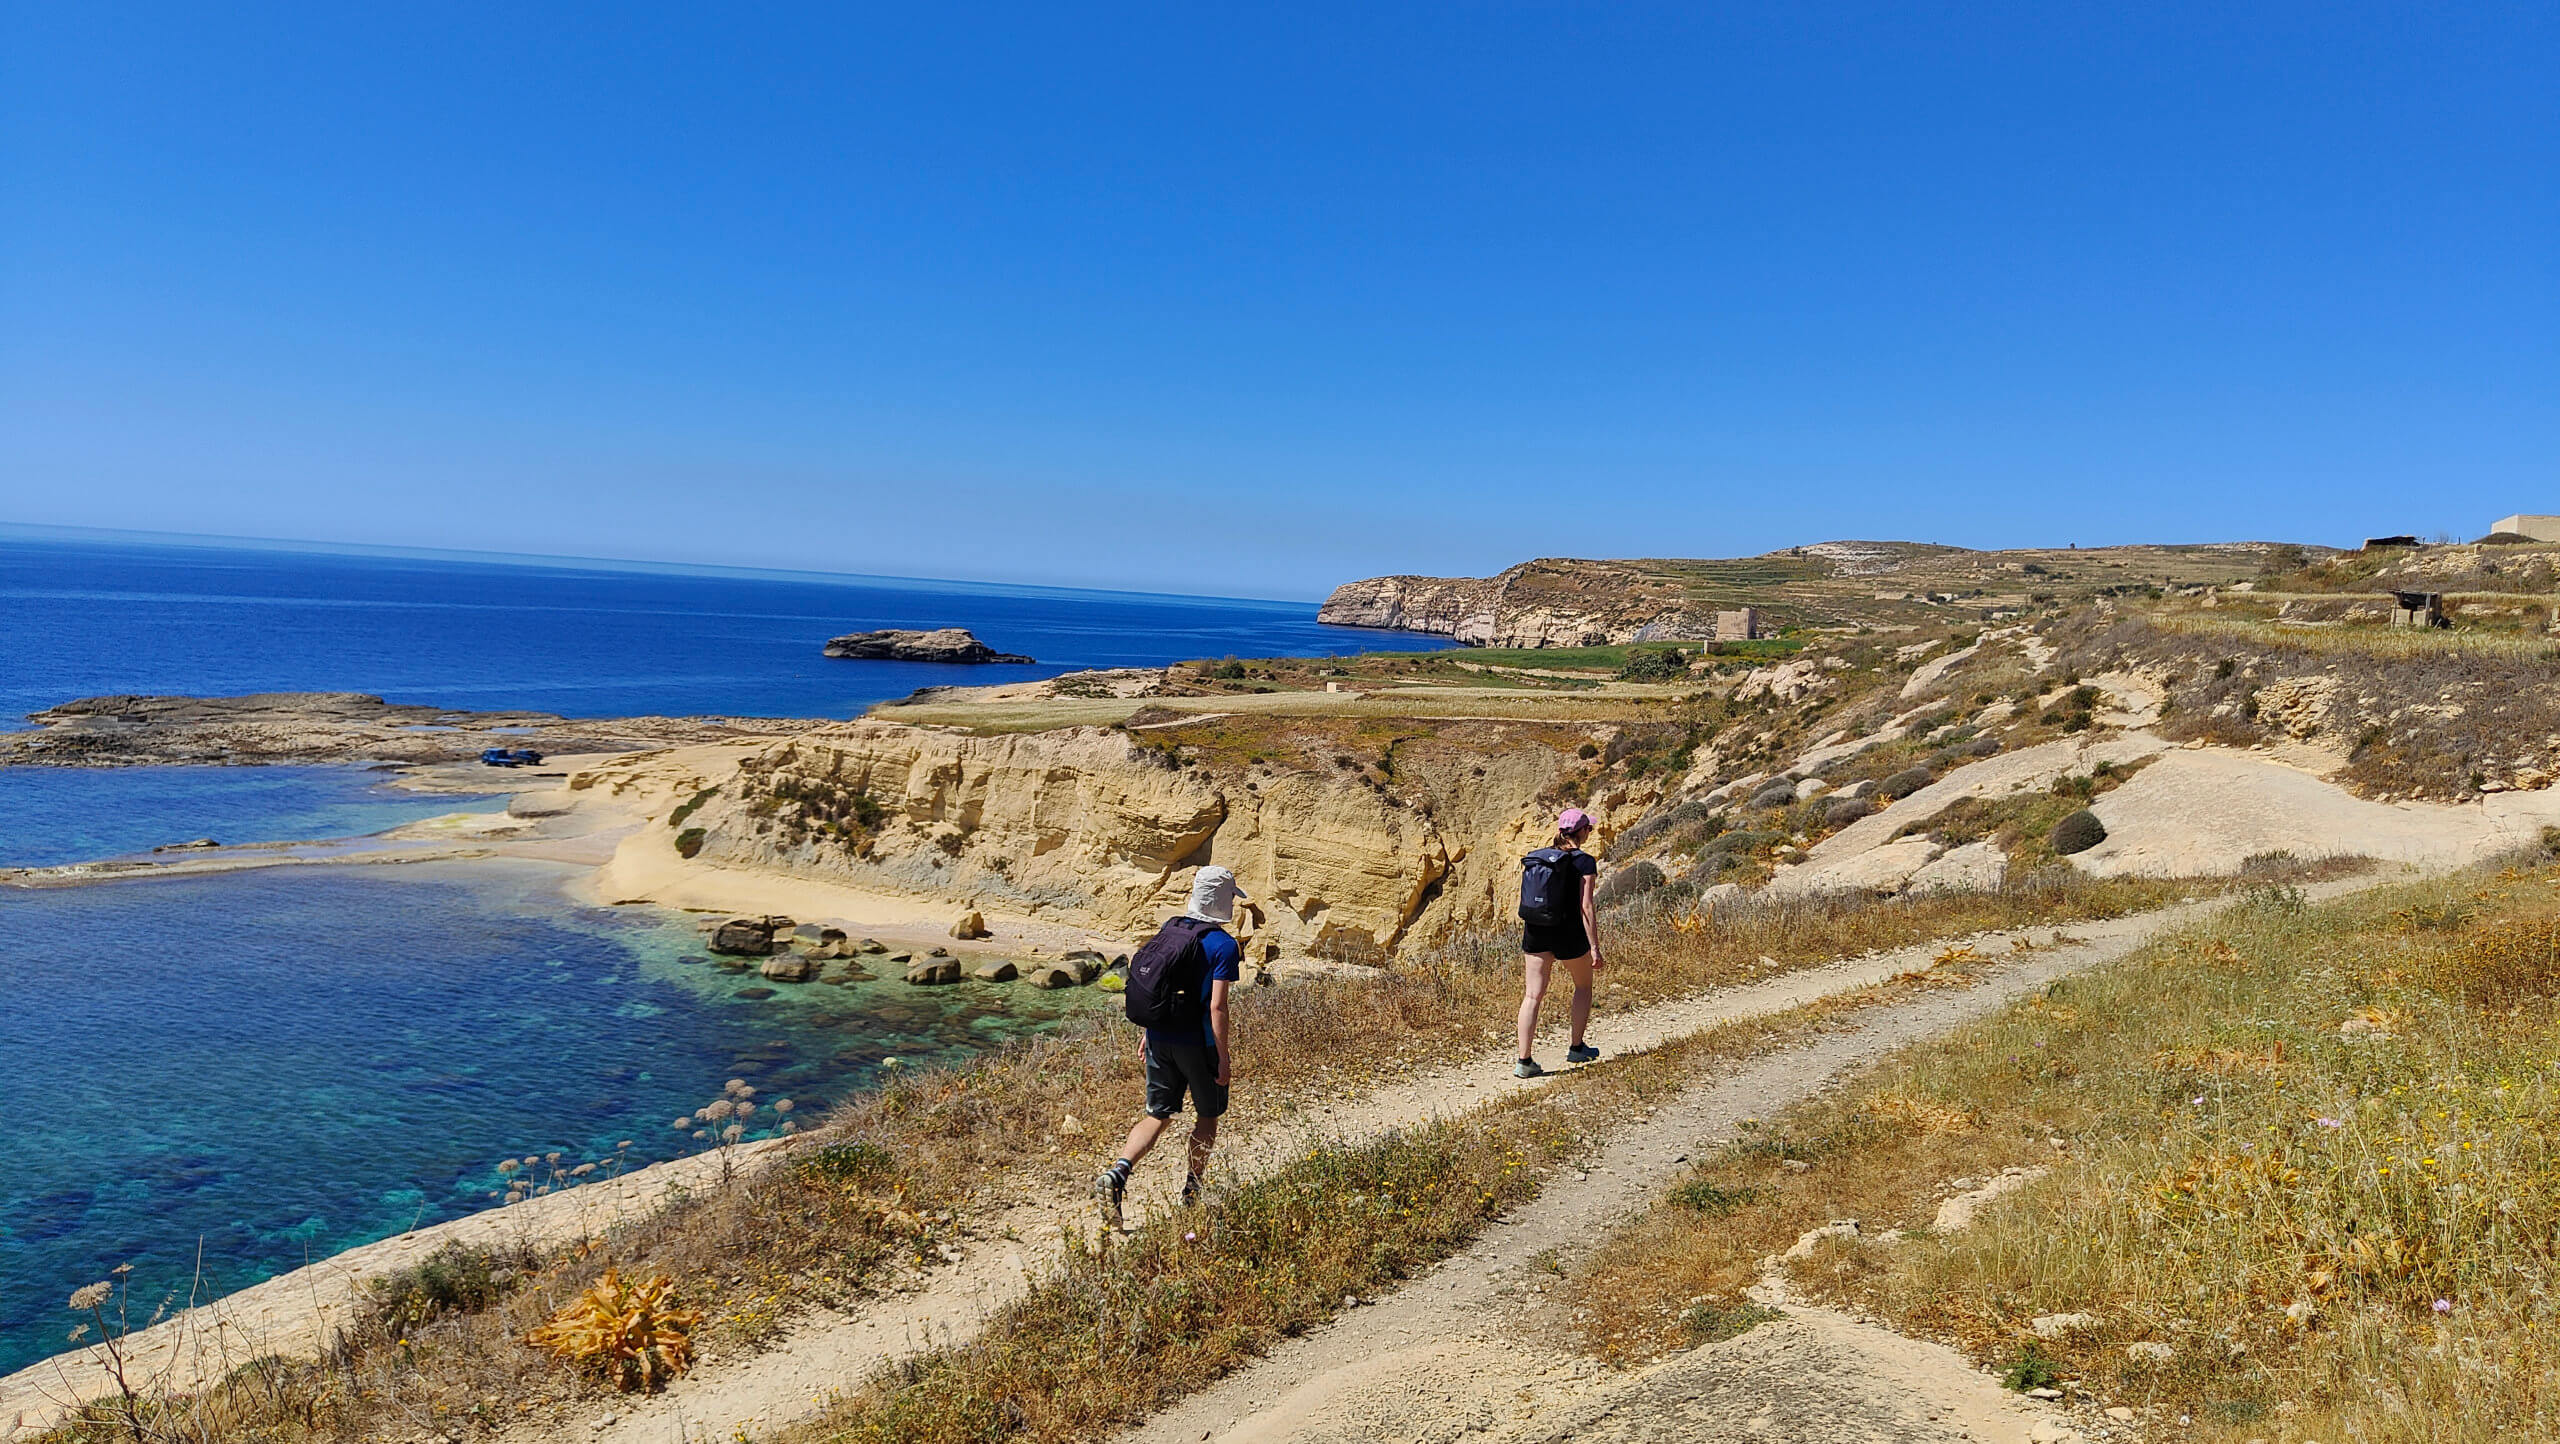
[1747,781,1799,810]
[674,827,707,858]
[1824,797,1876,828]
[1878,767,1935,801]
[371,1244,525,1336]
[1595,861,1667,908]
[2049,809,2106,855]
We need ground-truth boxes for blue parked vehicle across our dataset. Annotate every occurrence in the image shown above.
[478,747,545,768]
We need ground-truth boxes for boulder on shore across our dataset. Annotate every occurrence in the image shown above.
[1024,964,1082,989]
[970,959,1019,983]
[949,911,990,941]
[760,954,815,983]
[821,628,1034,664]
[904,957,962,985]
[710,919,779,956]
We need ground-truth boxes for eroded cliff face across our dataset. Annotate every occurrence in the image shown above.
[1318,559,1711,649]
[659,717,1653,959]
[1316,574,1506,642]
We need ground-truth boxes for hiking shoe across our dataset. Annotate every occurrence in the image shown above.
[1180,1174,1204,1208]
[1565,1043,1601,1065]
[1093,1168,1125,1230]
[1514,1057,1544,1079]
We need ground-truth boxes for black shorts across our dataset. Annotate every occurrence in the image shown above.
[1144,1041,1229,1120]
[1521,920,1592,960]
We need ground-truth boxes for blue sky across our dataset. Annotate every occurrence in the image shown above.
[2,4,2551,599]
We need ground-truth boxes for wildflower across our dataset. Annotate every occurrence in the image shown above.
[1184,1232,1198,1242]
[671,1117,691,1131]
[67,1282,112,1311]
[774,1099,794,1114]
[66,1325,87,1342]
[2316,1118,2343,1129]
[2434,1298,2454,1314]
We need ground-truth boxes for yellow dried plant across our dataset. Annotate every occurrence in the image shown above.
[526,1269,701,1392]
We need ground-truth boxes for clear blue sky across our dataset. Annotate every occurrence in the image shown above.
[3,4,2551,599]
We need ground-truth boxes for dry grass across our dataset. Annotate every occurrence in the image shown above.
[784,991,1901,1444]
[1567,865,2560,1441]
[26,873,2195,1443]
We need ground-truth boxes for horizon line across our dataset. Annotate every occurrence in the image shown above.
[0,521,1323,611]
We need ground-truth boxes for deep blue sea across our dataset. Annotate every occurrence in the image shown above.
[0,531,1429,724]
[0,532,1447,1373]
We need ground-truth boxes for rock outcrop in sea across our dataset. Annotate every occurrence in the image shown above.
[820,628,1033,664]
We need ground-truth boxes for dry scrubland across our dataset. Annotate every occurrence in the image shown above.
[25,876,2186,1443]
[1571,861,2560,1442]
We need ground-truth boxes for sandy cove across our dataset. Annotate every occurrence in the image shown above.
[1,742,1137,965]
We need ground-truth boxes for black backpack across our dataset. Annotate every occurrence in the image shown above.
[1519,848,1583,926]
[1124,916,1217,1029]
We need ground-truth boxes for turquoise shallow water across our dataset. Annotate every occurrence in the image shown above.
[0,859,1103,1374]
[0,765,507,868]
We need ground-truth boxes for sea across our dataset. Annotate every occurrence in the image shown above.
[0,530,1445,1373]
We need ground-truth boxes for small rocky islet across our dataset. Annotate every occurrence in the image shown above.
[818,627,1033,664]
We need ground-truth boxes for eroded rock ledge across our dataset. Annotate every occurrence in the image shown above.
[0,693,814,767]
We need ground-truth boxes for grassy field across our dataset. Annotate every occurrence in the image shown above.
[1567,862,2560,1442]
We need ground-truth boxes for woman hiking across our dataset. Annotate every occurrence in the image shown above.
[1514,807,1602,1078]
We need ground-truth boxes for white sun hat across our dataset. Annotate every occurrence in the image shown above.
[1185,865,1249,924]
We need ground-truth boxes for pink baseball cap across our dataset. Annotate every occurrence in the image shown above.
[1556,808,1593,833]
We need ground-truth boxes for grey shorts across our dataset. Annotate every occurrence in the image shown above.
[1144,1041,1229,1120]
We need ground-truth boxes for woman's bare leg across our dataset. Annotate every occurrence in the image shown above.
[1517,952,1556,1058]
[1558,953,1595,1048]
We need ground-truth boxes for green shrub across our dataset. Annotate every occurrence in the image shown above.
[1667,1179,1758,1215]
[2050,809,2106,855]
[1747,781,1798,810]
[675,827,707,858]
[667,786,719,829]
[799,1141,897,1186]
[1824,797,1876,828]
[1878,767,1934,801]
[1617,648,1690,682]
[371,1245,518,1336]
[1595,860,1667,907]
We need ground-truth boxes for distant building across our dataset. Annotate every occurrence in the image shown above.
[2491,514,2560,542]
[1714,608,1760,642]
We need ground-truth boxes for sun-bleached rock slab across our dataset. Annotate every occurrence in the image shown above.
[2075,749,2560,877]
[1765,836,1944,898]
[1809,735,2166,865]
[1905,840,2008,894]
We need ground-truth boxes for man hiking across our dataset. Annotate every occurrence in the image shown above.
[1094,863,1246,1228]
[1515,807,1603,1078]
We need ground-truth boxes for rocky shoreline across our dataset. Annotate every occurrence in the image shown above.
[0,692,821,768]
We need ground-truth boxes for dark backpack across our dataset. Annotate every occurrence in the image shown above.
[1519,848,1584,926]
[1124,916,1217,1029]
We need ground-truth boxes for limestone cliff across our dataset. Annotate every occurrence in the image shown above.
[651,716,1655,960]
[1318,559,1714,649]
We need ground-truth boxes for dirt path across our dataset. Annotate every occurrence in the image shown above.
[1127,940,2147,1444]
[578,897,2243,1444]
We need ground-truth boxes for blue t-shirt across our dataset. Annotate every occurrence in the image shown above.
[1145,925,1241,1051]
